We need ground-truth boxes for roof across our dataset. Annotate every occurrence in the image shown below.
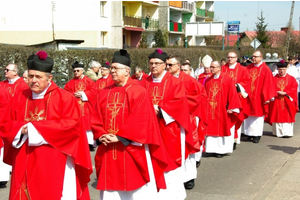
[28,39,84,47]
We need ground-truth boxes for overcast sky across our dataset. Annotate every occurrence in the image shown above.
[214,1,300,32]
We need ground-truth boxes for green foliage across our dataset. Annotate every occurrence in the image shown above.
[153,29,168,47]
[255,11,270,48]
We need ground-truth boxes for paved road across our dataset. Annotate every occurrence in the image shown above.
[1,114,299,200]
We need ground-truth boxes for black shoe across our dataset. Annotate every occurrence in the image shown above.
[233,143,237,150]
[215,153,225,158]
[253,136,261,143]
[196,160,201,168]
[184,179,195,189]
[247,136,253,140]
[89,144,95,151]
[0,181,7,188]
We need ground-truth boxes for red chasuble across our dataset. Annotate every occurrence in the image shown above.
[222,63,251,137]
[246,62,277,116]
[64,75,97,131]
[95,74,114,91]
[268,74,298,123]
[91,78,168,191]
[178,71,208,155]
[0,86,11,151]
[131,71,149,80]
[140,72,190,171]
[198,72,212,86]
[0,78,29,98]
[204,72,242,137]
[1,82,92,200]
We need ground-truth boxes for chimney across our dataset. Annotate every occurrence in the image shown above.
[281,27,289,33]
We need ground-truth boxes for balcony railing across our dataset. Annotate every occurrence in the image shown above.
[196,8,214,18]
[124,15,159,30]
[182,1,194,12]
[169,22,182,32]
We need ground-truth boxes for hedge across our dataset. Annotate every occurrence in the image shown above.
[0,45,284,87]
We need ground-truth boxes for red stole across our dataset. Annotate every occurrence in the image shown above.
[95,75,114,91]
[198,73,212,85]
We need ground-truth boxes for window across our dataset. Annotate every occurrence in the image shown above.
[100,1,106,17]
[100,31,107,46]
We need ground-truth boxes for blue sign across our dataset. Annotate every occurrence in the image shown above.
[228,24,239,32]
[227,21,240,25]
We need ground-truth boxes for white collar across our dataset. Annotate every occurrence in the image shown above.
[229,63,237,69]
[8,77,20,84]
[152,71,167,83]
[103,75,109,79]
[32,82,52,99]
[213,73,220,79]
[254,61,262,67]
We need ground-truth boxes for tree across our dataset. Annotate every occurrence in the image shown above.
[255,11,270,48]
[153,29,168,47]
[139,33,148,48]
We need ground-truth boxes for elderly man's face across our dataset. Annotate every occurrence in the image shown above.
[181,65,190,75]
[278,68,287,77]
[5,64,17,79]
[149,58,166,77]
[73,68,84,78]
[28,70,52,94]
[204,66,211,74]
[93,66,100,73]
[101,67,110,77]
[210,62,221,75]
[110,63,129,85]
[135,71,142,78]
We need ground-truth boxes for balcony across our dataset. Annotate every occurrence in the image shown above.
[196,8,214,18]
[123,15,158,30]
[182,1,194,12]
[169,22,182,32]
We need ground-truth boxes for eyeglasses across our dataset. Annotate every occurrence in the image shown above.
[166,63,178,67]
[149,62,164,66]
[5,69,14,72]
[73,70,81,73]
[210,66,218,69]
[110,67,126,71]
[181,69,189,71]
[252,55,261,58]
[227,57,236,59]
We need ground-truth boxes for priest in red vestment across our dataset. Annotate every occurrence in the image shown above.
[205,61,242,158]
[0,51,92,200]
[198,64,213,86]
[95,62,114,91]
[0,86,11,189]
[91,49,168,200]
[131,66,149,80]
[140,49,190,200]
[244,51,277,143]
[268,60,298,137]
[222,51,251,149]
[166,55,208,189]
[64,61,97,151]
[0,63,29,98]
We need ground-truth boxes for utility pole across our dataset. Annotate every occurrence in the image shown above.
[285,1,295,58]
[52,1,56,50]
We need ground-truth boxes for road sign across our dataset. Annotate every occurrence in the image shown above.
[250,38,261,50]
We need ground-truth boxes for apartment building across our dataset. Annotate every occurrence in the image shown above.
[0,1,214,49]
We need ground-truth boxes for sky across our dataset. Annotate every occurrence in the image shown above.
[214,1,300,32]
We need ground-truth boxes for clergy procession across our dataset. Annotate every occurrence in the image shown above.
[0,48,298,200]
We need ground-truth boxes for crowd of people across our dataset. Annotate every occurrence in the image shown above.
[0,49,298,200]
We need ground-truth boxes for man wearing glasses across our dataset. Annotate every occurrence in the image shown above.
[64,61,97,151]
[95,62,113,91]
[244,51,276,143]
[91,49,168,200]
[0,63,28,97]
[140,49,190,200]
[221,52,251,150]
[204,61,242,158]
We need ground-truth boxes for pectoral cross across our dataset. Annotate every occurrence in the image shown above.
[25,106,45,122]
[107,92,124,160]
[209,82,220,119]
[150,86,163,105]
[250,69,259,93]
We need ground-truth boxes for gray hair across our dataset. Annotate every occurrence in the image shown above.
[89,60,101,69]
[135,66,142,73]
[7,63,19,73]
